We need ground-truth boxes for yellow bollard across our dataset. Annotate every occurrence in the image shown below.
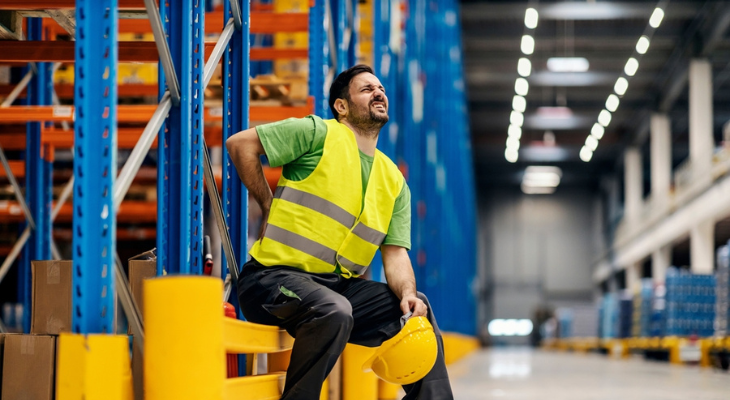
[145,276,226,400]
[342,344,378,400]
[56,333,133,400]
[378,380,400,400]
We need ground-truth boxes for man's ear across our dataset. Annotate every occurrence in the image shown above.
[334,98,348,117]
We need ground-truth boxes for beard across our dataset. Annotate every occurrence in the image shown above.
[348,100,389,136]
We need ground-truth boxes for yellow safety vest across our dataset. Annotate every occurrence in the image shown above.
[249,119,404,277]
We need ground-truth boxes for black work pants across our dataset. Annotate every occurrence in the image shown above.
[237,258,454,400]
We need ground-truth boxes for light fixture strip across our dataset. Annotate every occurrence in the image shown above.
[506,4,539,163]
[580,0,667,163]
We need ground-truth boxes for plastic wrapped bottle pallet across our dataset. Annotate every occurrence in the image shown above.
[639,279,653,337]
[715,244,730,337]
[618,294,634,339]
[666,267,716,337]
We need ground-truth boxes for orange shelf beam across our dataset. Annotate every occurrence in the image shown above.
[0,160,24,179]
[0,200,157,223]
[0,127,223,150]
[0,83,159,99]
[53,227,159,241]
[1,1,273,11]
[0,41,307,63]
[0,0,146,9]
[0,102,313,123]
[97,12,308,34]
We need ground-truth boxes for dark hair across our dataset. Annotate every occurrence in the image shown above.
[328,64,375,120]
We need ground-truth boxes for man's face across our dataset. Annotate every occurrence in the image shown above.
[345,73,389,129]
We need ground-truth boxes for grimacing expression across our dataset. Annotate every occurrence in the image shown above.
[346,73,389,129]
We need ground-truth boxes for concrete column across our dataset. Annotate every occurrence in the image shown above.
[689,59,714,183]
[624,147,643,225]
[652,245,671,284]
[650,114,671,209]
[626,262,642,292]
[691,219,715,274]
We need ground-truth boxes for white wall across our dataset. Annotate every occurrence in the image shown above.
[478,186,601,339]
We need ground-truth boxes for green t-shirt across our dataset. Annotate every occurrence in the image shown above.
[256,115,411,250]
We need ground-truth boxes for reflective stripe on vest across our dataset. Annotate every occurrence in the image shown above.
[264,224,337,265]
[273,186,387,247]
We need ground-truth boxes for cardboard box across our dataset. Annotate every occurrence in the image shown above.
[0,333,19,399]
[31,260,73,335]
[128,260,156,314]
[1,335,56,400]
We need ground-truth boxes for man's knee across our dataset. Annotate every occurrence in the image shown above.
[316,296,354,329]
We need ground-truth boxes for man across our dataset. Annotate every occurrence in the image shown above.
[226,65,453,400]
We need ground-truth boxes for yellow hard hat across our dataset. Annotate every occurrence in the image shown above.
[362,316,438,385]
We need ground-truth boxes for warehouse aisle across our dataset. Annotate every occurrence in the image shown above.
[449,347,728,400]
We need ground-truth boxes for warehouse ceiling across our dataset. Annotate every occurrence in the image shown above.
[460,0,730,189]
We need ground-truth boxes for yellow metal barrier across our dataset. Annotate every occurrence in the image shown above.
[56,333,133,400]
[143,276,304,400]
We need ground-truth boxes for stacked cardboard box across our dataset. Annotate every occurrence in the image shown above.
[0,260,71,400]
[1,258,155,399]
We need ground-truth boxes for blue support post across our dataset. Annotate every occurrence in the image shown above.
[222,0,249,289]
[19,18,53,333]
[222,0,250,376]
[158,0,204,275]
[346,0,358,67]
[333,0,347,74]
[72,0,118,333]
[190,0,206,275]
[250,0,273,76]
[156,2,170,276]
[309,0,328,117]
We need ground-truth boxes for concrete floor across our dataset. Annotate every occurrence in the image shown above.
[448,347,730,400]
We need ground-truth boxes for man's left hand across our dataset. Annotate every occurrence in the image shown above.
[400,294,427,317]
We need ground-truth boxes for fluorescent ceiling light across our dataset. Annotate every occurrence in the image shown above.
[536,106,573,119]
[512,95,527,113]
[506,136,520,150]
[521,184,556,194]
[546,57,589,72]
[517,58,532,77]
[585,135,598,151]
[522,166,562,188]
[579,146,593,162]
[510,110,524,127]
[598,109,612,127]
[591,123,605,139]
[636,36,650,54]
[624,57,639,76]
[508,124,522,139]
[605,94,619,112]
[649,8,664,28]
[515,78,529,96]
[521,35,535,55]
[505,148,519,163]
[614,77,628,96]
[525,8,539,29]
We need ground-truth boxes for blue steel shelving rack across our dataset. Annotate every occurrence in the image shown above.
[156,0,205,276]
[19,18,53,333]
[72,0,118,333]
[8,0,477,338]
[370,0,478,335]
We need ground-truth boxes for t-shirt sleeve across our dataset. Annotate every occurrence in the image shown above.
[382,179,411,250]
[255,115,323,168]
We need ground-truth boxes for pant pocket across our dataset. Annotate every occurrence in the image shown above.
[262,285,302,320]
